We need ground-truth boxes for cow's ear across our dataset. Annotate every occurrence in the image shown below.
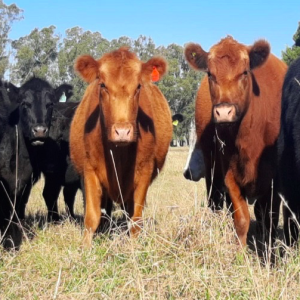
[184,43,208,71]
[55,84,73,103]
[74,55,99,83]
[141,57,167,83]
[248,40,270,70]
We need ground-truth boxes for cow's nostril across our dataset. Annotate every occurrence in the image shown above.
[216,110,220,116]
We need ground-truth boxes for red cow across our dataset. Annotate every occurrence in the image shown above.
[70,48,173,247]
[184,36,287,248]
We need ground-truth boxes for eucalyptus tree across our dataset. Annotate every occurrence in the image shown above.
[282,22,300,65]
[57,26,110,101]
[11,26,59,84]
[0,0,23,78]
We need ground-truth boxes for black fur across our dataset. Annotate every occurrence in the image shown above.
[278,57,300,246]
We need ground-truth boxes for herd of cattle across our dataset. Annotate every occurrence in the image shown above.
[1,36,300,255]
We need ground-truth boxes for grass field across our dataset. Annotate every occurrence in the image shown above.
[0,147,300,299]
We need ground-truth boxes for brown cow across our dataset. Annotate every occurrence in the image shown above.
[184,36,287,248]
[70,48,173,247]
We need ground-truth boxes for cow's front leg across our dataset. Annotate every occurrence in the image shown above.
[83,164,102,248]
[225,169,250,246]
[130,172,152,237]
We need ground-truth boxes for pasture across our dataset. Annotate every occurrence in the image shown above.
[0,147,300,299]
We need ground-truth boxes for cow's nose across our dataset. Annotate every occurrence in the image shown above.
[111,123,134,143]
[213,104,237,123]
[32,125,48,137]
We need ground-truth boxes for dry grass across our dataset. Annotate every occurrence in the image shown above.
[1,147,300,299]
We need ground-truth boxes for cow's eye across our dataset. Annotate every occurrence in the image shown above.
[137,84,141,90]
[243,70,248,76]
[100,83,106,88]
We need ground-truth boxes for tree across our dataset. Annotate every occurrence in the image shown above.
[157,44,203,145]
[0,1,23,78]
[282,22,300,65]
[11,26,59,83]
[56,27,110,101]
[133,35,156,61]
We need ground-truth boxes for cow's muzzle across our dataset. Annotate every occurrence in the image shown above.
[213,103,237,123]
[110,123,134,144]
[31,125,49,145]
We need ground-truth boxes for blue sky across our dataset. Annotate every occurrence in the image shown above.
[6,0,300,58]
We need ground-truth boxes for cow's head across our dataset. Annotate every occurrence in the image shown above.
[185,36,270,124]
[75,47,167,145]
[11,78,73,145]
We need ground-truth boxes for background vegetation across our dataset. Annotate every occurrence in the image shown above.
[1,1,300,143]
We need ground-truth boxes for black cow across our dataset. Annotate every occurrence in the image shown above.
[278,56,300,246]
[0,80,32,249]
[10,78,81,222]
[32,101,81,221]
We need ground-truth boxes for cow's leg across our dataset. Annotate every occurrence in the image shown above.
[17,183,32,220]
[99,195,113,232]
[225,169,250,246]
[254,186,281,254]
[43,175,61,222]
[130,175,151,237]
[63,183,79,219]
[281,183,300,246]
[82,165,101,248]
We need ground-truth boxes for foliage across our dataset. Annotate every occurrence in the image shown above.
[11,26,59,83]
[0,0,23,78]
[282,22,300,65]
[157,44,203,145]
[56,27,110,101]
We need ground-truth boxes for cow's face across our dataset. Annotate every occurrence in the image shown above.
[185,37,270,124]
[75,48,167,145]
[19,88,55,145]
[17,79,73,145]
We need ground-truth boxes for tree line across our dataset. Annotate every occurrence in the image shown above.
[1,1,300,144]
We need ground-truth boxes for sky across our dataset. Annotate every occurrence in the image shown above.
[5,0,300,59]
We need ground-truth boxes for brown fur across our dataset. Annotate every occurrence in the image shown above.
[185,36,287,247]
[70,48,172,247]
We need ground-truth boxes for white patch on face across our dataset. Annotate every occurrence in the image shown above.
[31,140,45,146]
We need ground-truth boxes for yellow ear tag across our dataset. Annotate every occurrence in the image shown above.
[151,66,160,82]
[192,52,196,57]
[172,120,179,126]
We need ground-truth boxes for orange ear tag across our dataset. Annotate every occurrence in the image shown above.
[151,66,160,82]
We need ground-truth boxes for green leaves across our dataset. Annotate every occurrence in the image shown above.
[0,0,23,78]
[282,21,300,66]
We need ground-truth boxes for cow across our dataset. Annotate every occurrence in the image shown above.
[0,79,32,249]
[278,56,300,246]
[31,101,81,221]
[8,78,78,222]
[184,36,287,249]
[70,47,173,248]
[183,140,206,181]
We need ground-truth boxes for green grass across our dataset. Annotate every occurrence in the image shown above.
[1,147,300,299]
